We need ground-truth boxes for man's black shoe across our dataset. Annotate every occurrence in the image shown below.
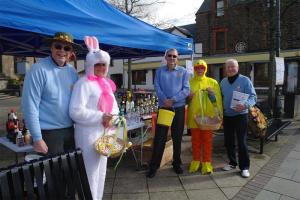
[146,169,157,178]
[173,165,183,174]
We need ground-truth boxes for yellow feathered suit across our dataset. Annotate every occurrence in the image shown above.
[187,60,223,174]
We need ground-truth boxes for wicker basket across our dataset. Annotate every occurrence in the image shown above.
[94,116,130,158]
[95,135,126,158]
[194,115,222,130]
[194,90,222,130]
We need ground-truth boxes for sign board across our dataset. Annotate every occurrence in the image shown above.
[186,60,194,76]
[275,57,285,85]
[194,43,203,54]
[17,61,31,74]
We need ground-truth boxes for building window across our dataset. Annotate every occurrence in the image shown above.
[152,69,156,84]
[285,61,299,93]
[110,74,123,89]
[132,70,147,85]
[254,63,269,87]
[216,0,224,17]
[213,28,227,52]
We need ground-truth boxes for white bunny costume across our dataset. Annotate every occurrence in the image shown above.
[69,36,119,200]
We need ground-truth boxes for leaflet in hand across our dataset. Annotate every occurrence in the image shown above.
[230,91,249,109]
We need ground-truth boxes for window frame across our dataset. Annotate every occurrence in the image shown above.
[212,28,228,53]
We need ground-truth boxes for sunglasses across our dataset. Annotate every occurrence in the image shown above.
[54,43,72,52]
[167,54,178,58]
[194,65,206,70]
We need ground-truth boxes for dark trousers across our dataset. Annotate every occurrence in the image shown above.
[223,114,250,170]
[41,126,75,155]
[149,106,185,170]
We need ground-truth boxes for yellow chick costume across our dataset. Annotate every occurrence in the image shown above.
[187,60,223,174]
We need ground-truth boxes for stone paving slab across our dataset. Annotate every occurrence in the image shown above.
[279,195,299,200]
[292,169,300,182]
[147,176,183,192]
[264,177,300,199]
[294,144,300,152]
[179,175,217,190]
[113,177,148,194]
[186,188,228,200]
[211,171,249,188]
[287,151,300,160]
[221,187,242,199]
[255,190,281,200]
[274,158,300,179]
[111,193,149,200]
[149,191,188,200]
[104,178,114,194]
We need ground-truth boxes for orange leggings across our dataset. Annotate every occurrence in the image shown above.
[191,128,212,162]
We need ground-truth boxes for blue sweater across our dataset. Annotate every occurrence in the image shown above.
[220,74,257,116]
[22,56,78,142]
[154,65,190,108]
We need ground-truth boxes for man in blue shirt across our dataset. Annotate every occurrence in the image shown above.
[147,48,190,178]
[22,32,80,155]
[220,58,257,178]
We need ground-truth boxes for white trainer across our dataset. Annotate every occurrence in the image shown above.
[222,164,236,171]
[241,170,250,178]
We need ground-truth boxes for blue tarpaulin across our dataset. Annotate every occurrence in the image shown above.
[0,0,193,58]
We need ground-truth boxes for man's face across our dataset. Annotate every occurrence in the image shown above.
[225,61,239,77]
[165,50,178,68]
[94,63,107,77]
[51,41,73,66]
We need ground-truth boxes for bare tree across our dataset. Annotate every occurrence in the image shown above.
[106,0,168,91]
[106,0,168,27]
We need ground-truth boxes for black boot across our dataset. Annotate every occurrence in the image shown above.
[146,168,157,178]
[173,165,183,174]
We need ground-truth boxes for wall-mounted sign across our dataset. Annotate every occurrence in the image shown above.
[275,57,285,85]
[235,42,247,53]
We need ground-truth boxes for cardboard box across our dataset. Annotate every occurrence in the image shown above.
[141,138,173,167]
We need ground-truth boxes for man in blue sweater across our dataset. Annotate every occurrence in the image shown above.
[220,59,257,178]
[146,48,190,178]
[22,32,80,155]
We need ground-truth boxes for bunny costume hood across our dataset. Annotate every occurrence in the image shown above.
[84,36,111,77]
[84,36,116,113]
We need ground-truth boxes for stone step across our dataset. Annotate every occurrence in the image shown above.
[0,93,15,100]
[0,73,9,80]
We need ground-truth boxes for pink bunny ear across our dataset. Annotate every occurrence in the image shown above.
[84,36,99,51]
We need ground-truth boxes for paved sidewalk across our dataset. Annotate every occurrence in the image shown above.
[234,124,300,200]
[103,121,300,200]
[0,98,299,200]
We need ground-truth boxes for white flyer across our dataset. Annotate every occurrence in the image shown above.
[230,91,249,109]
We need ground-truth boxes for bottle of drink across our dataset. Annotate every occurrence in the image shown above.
[126,100,131,114]
[16,130,25,147]
[24,130,32,145]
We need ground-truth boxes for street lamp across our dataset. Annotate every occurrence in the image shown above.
[268,0,282,118]
[273,0,281,118]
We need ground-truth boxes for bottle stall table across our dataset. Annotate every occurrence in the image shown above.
[115,90,158,170]
[1,109,33,164]
[0,137,33,164]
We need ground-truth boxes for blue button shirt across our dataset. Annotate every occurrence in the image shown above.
[154,65,190,108]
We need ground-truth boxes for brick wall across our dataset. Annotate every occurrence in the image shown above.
[196,0,300,55]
